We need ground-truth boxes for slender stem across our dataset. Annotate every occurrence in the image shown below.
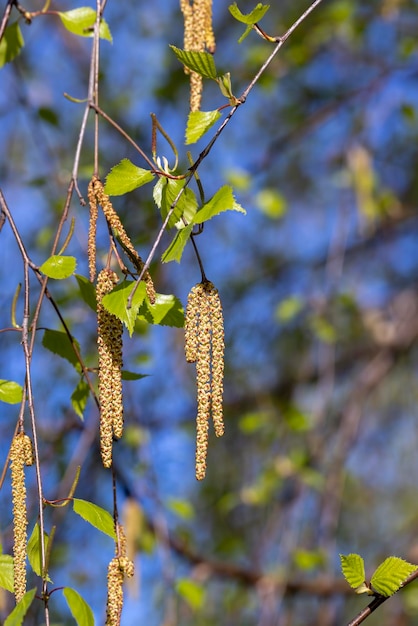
[0,0,14,42]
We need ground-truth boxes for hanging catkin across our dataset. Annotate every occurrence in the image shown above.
[179,0,215,111]
[10,433,34,602]
[185,281,225,480]
[96,269,123,468]
[105,523,134,626]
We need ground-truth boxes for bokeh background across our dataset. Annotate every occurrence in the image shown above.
[1,1,418,624]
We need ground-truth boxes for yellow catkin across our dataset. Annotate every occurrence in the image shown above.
[207,283,225,437]
[97,269,123,468]
[179,0,215,111]
[10,433,33,603]
[105,524,135,626]
[87,178,99,283]
[91,177,156,304]
[185,281,225,480]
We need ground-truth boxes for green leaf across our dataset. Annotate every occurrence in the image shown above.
[140,294,184,327]
[101,280,147,337]
[216,73,235,100]
[104,159,154,195]
[4,588,36,626]
[170,46,217,79]
[167,498,195,521]
[75,274,97,312]
[39,255,76,279]
[275,297,303,322]
[0,22,24,68]
[192,185,246,224]
[340,554,366,591]
[71,378,90,420]
[73,498,116,539]
[58,8,112,42]
[255,188,286,218]
[157,178,198,229]
[27,524,51,581]
[161,224,193,263]
[175,578,205,610]
[0,554,14,592]
[121,370,148,381]
[185,110,221,144]
[371,557,418,597]
[63,587,95,626]
[42,329,81,373]
[0,380,23,404]
[228,2,270,24]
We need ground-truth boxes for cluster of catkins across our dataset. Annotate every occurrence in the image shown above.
[185,281,225,480]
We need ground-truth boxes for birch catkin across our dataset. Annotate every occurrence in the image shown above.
[96,269,123,468]
[10,433,34,602]
[105,523,134,626]
[179,0,215,111]
[185,281,225,480]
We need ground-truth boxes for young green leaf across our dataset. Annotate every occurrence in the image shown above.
[140,294,184,327]
[370,557,418,597]
[27,524,51,580]
[75,274,97,312]
[73,499,116,539]
[0,22,24,68]
[161,224,193,264]
[104,158,154,195]
[121,370,148,381]
[228,2,270,42]
[101,280,147,336]
[39,255,77,279]
[192,185,246,224]
[63,587,95,626]
[0,380,23,404]
[216,73,235,101]
[4,588,36,626]
[71,378,90,419]
[158,178,198,229]
[167,498,195,521]
[170,46,217,79]
[340,554,367,591]
[185,110,221,144]
[0,554,14,592]
[42,329,82,373]
[175,578,205,610]
[58,8,112,42]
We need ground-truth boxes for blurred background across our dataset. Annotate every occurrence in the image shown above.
[1,0,418,624]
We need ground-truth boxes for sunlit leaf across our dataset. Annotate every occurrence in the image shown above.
[175,578,205,610]
[371,557,418,597]
[63,587,95,626]
[101,280,147,336]
[71,378,90,419]
[0,22,24,69]
[255,188,286,218]
[170,46,217,79]
[39,255,76,279]
[58,7,112,42]
[161,224,193,263]
[158,178,198,229]
[340,554,367,591]
[104,159,154,195]
[0,554,14,592]
[75,274,97,312]
[27,524,51,580]
[0,380,23,404]
[228,2,270,24]
[139,294,184,327]
[73,499,116,539]
[192,185,246,224]
[4,588,36,626]
[185,110,221,144]
[42,329,82,373]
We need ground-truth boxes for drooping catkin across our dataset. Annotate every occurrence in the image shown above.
[97,269,123,468]
[185,281,225,480]
[10,433,34,602]
[87,178,99,282]
[179,0,215,111]
[105,523,134,626]
[91,176,156,304]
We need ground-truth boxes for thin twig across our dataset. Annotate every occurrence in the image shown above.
[0,0,14,42]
